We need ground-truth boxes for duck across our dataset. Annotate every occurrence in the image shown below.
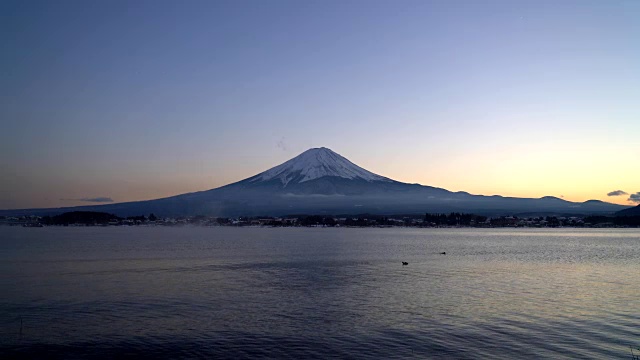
[440,252,446,255]
[402,261,409,265]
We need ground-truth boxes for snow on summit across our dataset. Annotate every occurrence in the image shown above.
[251,147,391,186]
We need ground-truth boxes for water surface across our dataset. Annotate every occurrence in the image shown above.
[1,227,639,359]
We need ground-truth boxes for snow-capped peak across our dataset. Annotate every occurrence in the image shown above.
[250,147,392,186]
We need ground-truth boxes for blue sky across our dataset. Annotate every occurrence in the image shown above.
[1,0,639,208]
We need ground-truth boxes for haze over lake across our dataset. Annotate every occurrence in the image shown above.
[1,227,639,359]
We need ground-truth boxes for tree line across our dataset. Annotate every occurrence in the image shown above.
[40,211,158,225]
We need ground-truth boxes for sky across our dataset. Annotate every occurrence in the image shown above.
[1,0,639,209]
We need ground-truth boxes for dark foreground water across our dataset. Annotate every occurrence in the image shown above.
[1,227,639,359]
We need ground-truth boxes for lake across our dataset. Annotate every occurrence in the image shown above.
[1,227,639,359]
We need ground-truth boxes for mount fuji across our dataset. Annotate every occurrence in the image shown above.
[1,147,629,217]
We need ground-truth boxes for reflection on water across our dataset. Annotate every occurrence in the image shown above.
[1,227,639,358]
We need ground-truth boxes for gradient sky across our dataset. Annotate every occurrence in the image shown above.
[1,0,639,209]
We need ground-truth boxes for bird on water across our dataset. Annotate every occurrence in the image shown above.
[402,262,408,265]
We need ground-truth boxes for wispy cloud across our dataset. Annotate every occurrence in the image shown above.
[277,137,288,151]
[607,190,628,196]
[628,192,640,204]
[61,197,114,203]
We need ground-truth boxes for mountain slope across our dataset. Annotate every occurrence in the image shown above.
[0,147,630,217]
[616,204,640,216]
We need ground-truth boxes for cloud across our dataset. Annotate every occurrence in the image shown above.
[276,137,288,151]
[61,197,114,203]
[628,192,640,204]
[607,190,628,196]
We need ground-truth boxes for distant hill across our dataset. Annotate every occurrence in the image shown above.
[0,147,629,218]
[616,204,640,216]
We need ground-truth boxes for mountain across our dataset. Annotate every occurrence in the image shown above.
[616,204,640,216]
[0,147,630,217]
